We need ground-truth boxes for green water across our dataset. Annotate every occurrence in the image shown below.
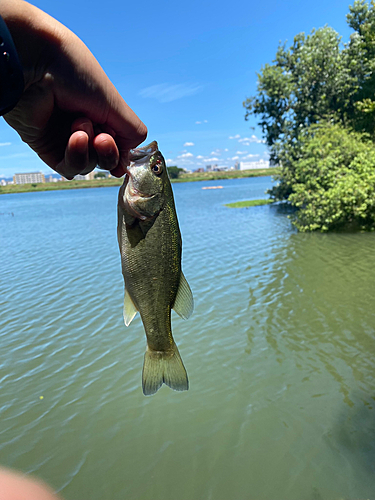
[1,178,375,500]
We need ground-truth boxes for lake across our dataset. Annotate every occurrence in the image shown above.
[1,177,375,500]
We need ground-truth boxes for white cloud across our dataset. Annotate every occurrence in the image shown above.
[245,153,259,159]
[139,83,203,103]
[231,156,239,160]
[228,134,265,144]
[236,151,248,155]
[178,152,194,158]
[0,142,11,147]
[196,155,204,159]
[239,135,264,144]
[184,142,194,147]
[205,157,219,162]
[0,152,31,160]
[210,150,221,155]
[196,120,208,124]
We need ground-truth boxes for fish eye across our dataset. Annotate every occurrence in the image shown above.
[151,160,163,175]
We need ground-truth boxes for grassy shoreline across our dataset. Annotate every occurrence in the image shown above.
[225,199,274,208]
[0,167,279,195]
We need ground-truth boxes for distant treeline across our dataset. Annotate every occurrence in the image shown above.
[167,166,185,179]
[0,168,278,195]
[245,0,375,231]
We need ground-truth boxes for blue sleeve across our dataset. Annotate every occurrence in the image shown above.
[0,15,24,116]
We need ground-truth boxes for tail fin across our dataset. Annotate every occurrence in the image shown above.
[142,344,189,396]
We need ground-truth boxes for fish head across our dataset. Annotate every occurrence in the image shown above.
[121,141,169,220]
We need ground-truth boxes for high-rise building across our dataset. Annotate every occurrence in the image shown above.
[13,172,45,184]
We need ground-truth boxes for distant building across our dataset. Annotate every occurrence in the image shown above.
[14,172,45,184]
[1,179,7,186]
[206,164,220,172]
[74,171,95,181]
[46,175,62,183]
[239,160,270,170]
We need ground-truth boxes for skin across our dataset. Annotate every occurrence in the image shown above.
[0,467,62,500]
[1,0,147,179]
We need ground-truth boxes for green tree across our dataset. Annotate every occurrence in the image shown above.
[346,0,375,135]
[278,122,375,231]
[244,26,352,156]
[244,1,375,159]
[167,166,184,179]
[244,0,375,231]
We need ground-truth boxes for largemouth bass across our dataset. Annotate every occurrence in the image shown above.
[117,141,193,396]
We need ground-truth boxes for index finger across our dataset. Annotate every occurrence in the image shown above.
[102,92,147,170]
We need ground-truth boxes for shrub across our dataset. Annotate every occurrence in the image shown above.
[276,123,375,231]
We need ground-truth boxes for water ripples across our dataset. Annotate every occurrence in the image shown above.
[2,181,375,499]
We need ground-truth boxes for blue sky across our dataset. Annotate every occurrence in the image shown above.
[0,0,354,177]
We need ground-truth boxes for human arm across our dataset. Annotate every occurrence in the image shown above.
[0,0,147,179]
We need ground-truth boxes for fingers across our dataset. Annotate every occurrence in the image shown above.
[55,119,117,179]
[93,133,119,171]
[106,99,148,153]
[109,163,127,178]
[71,118,96,175]
[115,120,147,173]
[56,117,144,180]
[55,130,93,180]
[101,94,147,173]
[54,118,94,179]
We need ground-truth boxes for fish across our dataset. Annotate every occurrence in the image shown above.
[117,140,193,396]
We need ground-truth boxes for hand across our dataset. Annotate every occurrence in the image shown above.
[1,0,147,179]
[0,467,63,500]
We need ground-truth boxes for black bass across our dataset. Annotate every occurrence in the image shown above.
[117,141,193,396]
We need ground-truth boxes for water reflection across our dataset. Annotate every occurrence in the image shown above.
[1,182,375,500]
[248,231,375,405]
[243,228,375,498]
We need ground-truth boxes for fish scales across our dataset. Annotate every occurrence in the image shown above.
[117,141,193,395]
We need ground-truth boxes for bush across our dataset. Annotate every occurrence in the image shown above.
[274,123,375,231]
[167,166,184,179]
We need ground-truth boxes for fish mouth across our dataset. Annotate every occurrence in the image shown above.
[129,141,159,163]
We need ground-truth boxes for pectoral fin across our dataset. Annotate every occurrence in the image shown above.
[173,272,194,320]
[123,289,138,326]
